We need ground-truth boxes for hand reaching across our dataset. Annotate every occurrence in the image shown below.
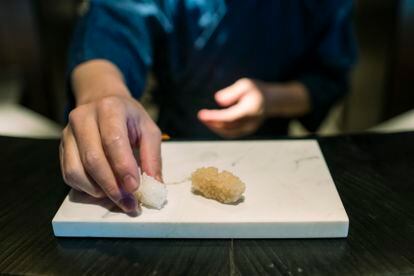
[198,78,310,138]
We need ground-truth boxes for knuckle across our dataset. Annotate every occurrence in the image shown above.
[238,78,251,86]
[102,131,124,147]
[114,160,131,174]
[238,78,257,90]
[63,168,80,185]
[148,125,162,139]
[68,110,78,126]
[68,106,86,126]
[98,96,121,112]
[83,150,101,170]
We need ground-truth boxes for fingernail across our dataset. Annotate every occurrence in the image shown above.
[119,194,138,212]
[124,174,139,192]
[155,173,164,183]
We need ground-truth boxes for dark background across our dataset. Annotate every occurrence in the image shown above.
[0,0,413,130]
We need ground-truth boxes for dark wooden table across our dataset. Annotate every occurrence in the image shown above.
[0,132,414,275]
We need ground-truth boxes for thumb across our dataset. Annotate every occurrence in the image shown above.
[215,81,248,107]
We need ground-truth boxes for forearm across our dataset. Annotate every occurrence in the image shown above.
[263,81,311,118]
[72,59,131,106]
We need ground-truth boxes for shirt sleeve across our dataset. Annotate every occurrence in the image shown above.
[297,1,357,132]
[67,0,172,106]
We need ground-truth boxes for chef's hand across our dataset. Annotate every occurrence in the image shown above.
[59,60,162,214]
[198,78,311,138]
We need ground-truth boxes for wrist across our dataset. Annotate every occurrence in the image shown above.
[72,60,131,106]
[263,81,311,118]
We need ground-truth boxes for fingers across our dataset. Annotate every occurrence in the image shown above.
[61,94,164,215]
[138,121,163,182]
[60,126,105,197]
[97,97,140,194]
[214,79,249,107]
[59,136,81,192]
[68,106,138,213]
[198,99,251,123]
[199,79,260,123]
[198,78,266,138]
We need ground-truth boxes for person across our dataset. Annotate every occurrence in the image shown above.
[60,0,357,213]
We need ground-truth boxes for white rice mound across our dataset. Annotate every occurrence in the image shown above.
[134,173,167,209]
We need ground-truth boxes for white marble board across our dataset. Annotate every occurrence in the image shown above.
[52,140,349,238]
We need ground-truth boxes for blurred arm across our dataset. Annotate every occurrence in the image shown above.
[296,1,357,131]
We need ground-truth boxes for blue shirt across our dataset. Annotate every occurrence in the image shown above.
[69,0,357,138]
